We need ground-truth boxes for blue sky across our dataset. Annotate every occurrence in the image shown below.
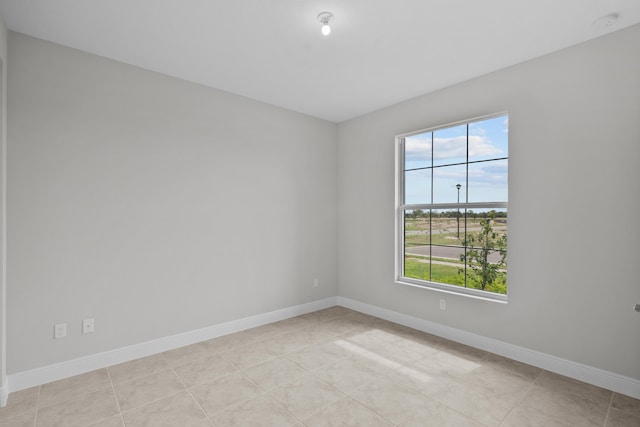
[404,115,508,205]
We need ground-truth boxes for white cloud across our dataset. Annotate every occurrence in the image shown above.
[433,135,466,159]
[405,132,504,166]
[404,136,431,164]
[468,135,502,158]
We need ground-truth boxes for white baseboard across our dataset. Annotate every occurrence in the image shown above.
[7,297,337,393]
[0,378,7,407]
[337,296,640,400]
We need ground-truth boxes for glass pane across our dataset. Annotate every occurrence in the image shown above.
[467,159,508,202]
[430,209,465,287]
[433,124,467,166]
[404,132,432,170]
[461,208,507,294]
[432,164,466,204]
[404,169,431,204]
[468,115,508,162]
[430,209,464,246]
[404,209,430,281]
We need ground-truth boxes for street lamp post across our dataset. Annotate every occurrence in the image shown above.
[456,184,461,239]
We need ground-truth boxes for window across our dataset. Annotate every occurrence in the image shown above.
[396,114,508,301]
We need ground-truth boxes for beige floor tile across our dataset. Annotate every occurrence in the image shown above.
[190,372,263,416]
[243,323,286,342]
[501,404,575,427]
[482,353,542,381]
[173,353,238,387]
[260,330,316,354]
[202,331,257,353]
[269,374,344,419]
[340,310,376,322]
[88,415,125,426]
[318,316,368,335]
[611,393,640,417]
[210,395,301,427]
[515,376,610,427]
[219,341,283,370]
[270,316,315,335]
[406,351,478,386]
[399,334,446,356]
[285,339,352,371]
[373,322,442,344]
[122,392,211,427]
[113,369,185,411]
[162,342,211,368]
[412,348,492,382]
[0,411,36,427]
[336,327,402,349]
[300,324,346,343]
[388,334,441,359]
[243,357,308,391]
[346,338,431,378]
[303,397,393,427]
[38,369,111,408]
[434,377,520,426]
[535,370,613,405]
[300,306,350,323]
[108,353,170,384]
[0,386,39,421]
[434,339,488,361]
[605,407,640,427]
[312,357,381,392]
[36,388,119,427]
[453,356,539,396]
[372,321,427,339]
[391,362,454,397]
[348,374,429,424]
[396,399,485,427]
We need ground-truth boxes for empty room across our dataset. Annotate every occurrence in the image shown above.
[0,1,638,426]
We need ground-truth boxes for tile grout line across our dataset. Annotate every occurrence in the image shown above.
[496,365,543,427]
[268,358,352,426]
[32,385,41,427]
[105,367,126,427]
[165,352,217,427]
[602,391,615,427]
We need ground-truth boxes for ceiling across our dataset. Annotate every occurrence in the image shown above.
[0,1,639,123]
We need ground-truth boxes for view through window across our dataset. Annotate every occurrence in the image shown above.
[396,114,508,299]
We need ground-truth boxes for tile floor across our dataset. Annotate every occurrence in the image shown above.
[0,306,638,426]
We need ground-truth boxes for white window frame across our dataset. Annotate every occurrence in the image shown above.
[395,113,508,303]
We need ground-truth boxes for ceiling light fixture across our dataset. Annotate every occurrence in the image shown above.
[318,12,333,36]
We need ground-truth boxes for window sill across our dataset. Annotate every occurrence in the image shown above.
[396,277,508,303]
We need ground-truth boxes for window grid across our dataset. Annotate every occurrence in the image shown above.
[396,113,508,301]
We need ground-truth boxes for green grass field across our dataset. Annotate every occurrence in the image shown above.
[404,257,507,294]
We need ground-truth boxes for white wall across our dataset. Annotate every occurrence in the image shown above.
[337,24,640,380]
[0,14,7,404]
[7,33,338,374]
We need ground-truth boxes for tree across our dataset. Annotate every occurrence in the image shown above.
[459,211,507,291]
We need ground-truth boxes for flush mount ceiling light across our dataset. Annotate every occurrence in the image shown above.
[317,12,333,36]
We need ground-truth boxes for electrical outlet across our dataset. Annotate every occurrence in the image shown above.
[82,318,94,334]
[54,323,67,339]
[313,278,320,287]
[439,299,446,310]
